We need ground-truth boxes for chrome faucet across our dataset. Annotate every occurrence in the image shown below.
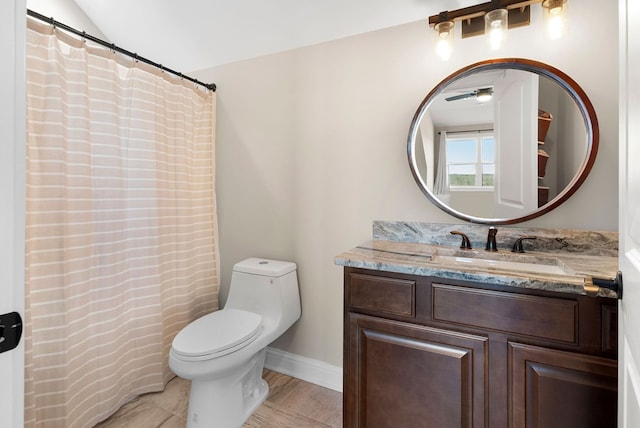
[486,227,498,251]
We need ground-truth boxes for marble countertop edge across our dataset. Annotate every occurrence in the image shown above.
[335,240,619,299]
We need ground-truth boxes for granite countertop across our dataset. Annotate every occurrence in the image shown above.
[335,239,619,298]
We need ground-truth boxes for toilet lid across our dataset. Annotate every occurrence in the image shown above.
[172,308,262,359]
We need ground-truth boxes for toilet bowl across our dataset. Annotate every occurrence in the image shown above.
[169,258,301,428]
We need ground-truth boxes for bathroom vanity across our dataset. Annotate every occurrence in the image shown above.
[336,222,619,428]
[338,58,620,427]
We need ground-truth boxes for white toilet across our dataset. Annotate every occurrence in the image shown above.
[169,258,301,428]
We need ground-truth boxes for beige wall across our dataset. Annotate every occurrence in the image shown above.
[26,0,107,39]
[195,0,619,368]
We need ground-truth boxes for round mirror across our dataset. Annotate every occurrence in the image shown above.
[408,58,598,225]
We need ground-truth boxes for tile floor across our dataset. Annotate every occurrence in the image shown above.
[94,370,342,427]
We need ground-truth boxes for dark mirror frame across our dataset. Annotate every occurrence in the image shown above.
[407,58,599,225]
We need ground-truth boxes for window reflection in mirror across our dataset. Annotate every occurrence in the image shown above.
[446,132,495,187]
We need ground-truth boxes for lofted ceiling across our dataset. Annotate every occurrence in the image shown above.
[72,0,480,73]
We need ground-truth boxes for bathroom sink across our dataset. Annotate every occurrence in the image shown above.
[432,255,570,276]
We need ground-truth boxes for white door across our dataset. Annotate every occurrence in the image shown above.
[619,0,640,426]
[493,69,538,218]
[0,1,26,427]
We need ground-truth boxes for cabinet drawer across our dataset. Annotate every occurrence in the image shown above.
[432,283,576,343]
[349,273,415,317]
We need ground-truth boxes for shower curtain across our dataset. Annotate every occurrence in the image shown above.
[434,131,450,200]
[24,19,219,427]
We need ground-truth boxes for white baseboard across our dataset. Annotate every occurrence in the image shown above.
[264,347,343,393]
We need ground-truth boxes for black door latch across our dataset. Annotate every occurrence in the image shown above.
[593,271,624,299]
[0,311,23,354]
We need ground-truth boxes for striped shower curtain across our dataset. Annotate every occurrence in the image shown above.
[24,18,219,427]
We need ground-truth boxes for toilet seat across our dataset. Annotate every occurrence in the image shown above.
[171,308,262,361]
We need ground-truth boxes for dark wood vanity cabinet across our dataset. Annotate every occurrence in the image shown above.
[509,342,617,428]
[343,268,618,428]
[346,314,488,428]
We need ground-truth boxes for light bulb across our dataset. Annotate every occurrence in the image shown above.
[547,15,564,39]
[488,21,505,50]
[436,38,452,60]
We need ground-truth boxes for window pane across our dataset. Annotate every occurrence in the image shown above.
[447,139,477,163]
[449,164,476,186]
[481,138,495,161]
[482,163,494,186]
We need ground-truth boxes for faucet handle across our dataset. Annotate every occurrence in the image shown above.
[450,231,472,250]
[486,227,498,252]
[511,236,537,253]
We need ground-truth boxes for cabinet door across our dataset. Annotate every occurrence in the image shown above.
[509,342,617,428]
[346,313,488,428]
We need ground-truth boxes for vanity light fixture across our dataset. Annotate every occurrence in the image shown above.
[542,0,567,40]
[434,12,454,60]
[429,0,568,59]
[485,4,508,50]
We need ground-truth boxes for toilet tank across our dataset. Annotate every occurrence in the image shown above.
[225,258,301,334]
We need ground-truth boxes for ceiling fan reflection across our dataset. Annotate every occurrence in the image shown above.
[445,87,494,102]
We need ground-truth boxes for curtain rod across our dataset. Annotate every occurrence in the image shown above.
[26,9,217,92]
[438,129,493,134]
